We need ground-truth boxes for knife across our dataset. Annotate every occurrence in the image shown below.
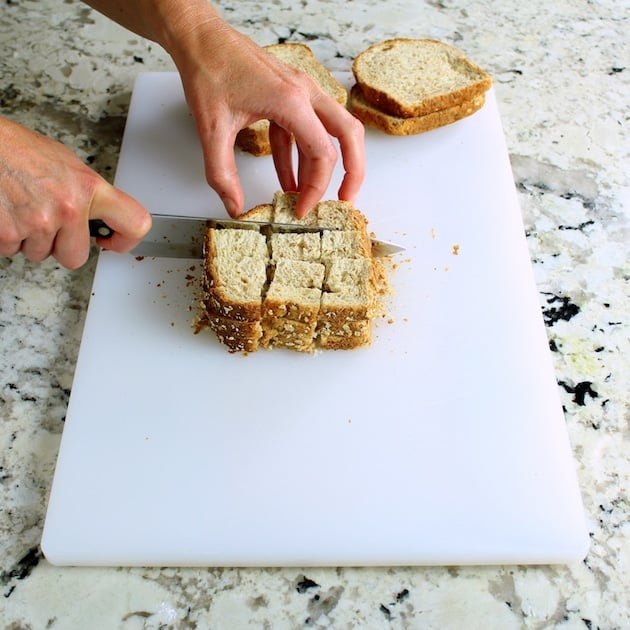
[89,215,405,259]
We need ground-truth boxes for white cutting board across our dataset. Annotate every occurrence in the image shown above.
[41,73,588,566]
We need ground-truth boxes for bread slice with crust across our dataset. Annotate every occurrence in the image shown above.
[201,191,385,353]
[352,38,491,119]
[350,84,486,136]
[236,43,348,157]
[202,229,269,322]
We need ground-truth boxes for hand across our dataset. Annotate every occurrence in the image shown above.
[0,118,152,269]
[82,0,366,218]
[163,9,365,218]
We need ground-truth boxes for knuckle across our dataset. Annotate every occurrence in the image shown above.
[34,211,57,236]
[323,140,338,163]
[29,249,50,263]
[0,224,20,254]
[347,113,366,138]
[57,195,84,225]
[205,163,235,191]
[275,76,312,109]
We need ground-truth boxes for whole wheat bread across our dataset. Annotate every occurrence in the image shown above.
[350,84,486,136]
[201,192,384,353]
[352,38,491,124]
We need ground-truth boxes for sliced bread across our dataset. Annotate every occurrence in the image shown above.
[201,191,385,353]
[352,38,492,119]
[350,84,486,136]
[202,229,269,322]
[236,43,348,157]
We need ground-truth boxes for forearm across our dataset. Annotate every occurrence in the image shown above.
[81,0,225,56]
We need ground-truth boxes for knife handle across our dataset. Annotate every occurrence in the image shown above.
[89,219,114,239]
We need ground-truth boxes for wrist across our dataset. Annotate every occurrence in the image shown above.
[150,0,226,61]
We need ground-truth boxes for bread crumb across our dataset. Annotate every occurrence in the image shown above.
[452,244,460,255]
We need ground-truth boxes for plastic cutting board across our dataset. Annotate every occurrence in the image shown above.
[41,73,588,566]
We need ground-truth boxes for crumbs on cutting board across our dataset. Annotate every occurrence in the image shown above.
[428,227,463,271]
[131,260,202,327]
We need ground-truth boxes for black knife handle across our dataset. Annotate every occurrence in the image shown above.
[89,219,114,239]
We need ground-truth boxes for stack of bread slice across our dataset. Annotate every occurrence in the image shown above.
[236,43,348,156]
[201,192,383,353]
[350,38,492,135]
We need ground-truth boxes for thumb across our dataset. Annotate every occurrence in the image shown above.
[89,182,152,253]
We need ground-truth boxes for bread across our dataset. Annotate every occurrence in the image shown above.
[236,43,348,157]
[201,191,383,353]
[351,38,491,135]
[350,84,486,136]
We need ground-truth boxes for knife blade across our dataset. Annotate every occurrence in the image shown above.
[89,215,405,259]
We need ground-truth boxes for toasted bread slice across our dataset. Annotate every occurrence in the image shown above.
[236,43,348,157]
[352,38,491,119]
[350,83,486,135]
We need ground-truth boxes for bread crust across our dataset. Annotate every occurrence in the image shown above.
[317,320,372,350]
[239,203,274,223]
[203,289,262,322]
[350,84,486,136]
[204,313,263,353]
[260,317,317,352]
[352,38,492,118]
[235,121,271,157]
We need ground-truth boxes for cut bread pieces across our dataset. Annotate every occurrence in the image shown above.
[351,38,491,136]
[203,229,269,322]
[236,43,348,157]
[201,191,386,353]
[350,84,486,136]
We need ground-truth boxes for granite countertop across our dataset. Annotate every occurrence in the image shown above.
[1,0,628,627]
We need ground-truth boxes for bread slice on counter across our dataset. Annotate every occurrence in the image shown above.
[201,191,385,353]
[350,84,486,136]
[350,38,491,135]
[236,43,348,157]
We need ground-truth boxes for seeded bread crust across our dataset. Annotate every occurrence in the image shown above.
[236,43,348,157]
[203,313,263,354]
[350,84,486,136]
[352,38,492,119]
[317,320,372,350]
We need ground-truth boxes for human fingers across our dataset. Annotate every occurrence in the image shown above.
[192,106,245,218]
[310,95,366,204]
[6,203,57,263]
[269,121,297,193]
[0,194,87,267]
[85,181,152,254]
[277,94,364,218]
[277,105,338,218]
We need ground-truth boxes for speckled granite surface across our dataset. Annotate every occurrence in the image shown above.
[1,0,628,627]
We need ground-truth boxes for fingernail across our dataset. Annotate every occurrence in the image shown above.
[224,197,239,218]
